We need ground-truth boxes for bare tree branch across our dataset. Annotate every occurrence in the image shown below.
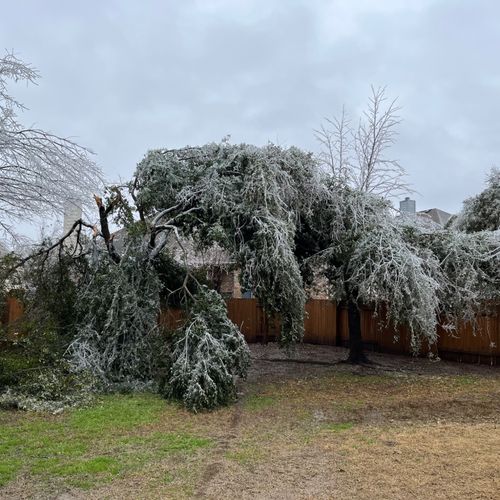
[316,86,414,198]
[0,51,104,243]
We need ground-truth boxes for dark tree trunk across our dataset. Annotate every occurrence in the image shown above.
[347,300,369,364]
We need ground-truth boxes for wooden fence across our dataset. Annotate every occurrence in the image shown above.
[161,298,500,365]
[1,296,23,333]
[3,297,499,365]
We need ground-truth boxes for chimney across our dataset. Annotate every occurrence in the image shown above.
[63,201,82,251]
[63,201,82,234]
[399,196,416,216]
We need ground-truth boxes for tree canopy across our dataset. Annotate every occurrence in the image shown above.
[134,142,320,346]
[451,168,500,233]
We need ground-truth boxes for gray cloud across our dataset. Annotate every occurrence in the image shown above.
[2,0,499,219]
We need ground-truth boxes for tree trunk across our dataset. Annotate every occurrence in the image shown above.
[347,300,369,363]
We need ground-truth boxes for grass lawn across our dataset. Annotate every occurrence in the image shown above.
[0,345,499,499]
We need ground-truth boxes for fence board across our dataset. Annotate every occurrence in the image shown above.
[303,300,336,345]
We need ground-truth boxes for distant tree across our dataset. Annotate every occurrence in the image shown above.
[315,86,412,198]
[0,52,103,242]
[451,168,500,232]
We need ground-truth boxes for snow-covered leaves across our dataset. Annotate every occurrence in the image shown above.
[165,286,250,412]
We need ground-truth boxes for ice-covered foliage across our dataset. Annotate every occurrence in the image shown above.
[0,249,96,412]
[134,142,318,345]
[0,362,95,413]
[298,184,500,355]
[298,186,393,300]
[165,286,250,412]
[451,168,500,233]
[304,188,443,352]
[416,228,500,324]
[348,222,442,352]
[69,237,161,389]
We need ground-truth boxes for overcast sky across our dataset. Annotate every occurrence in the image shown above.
[2,0,499,218]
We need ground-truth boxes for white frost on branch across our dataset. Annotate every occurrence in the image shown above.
[315,86,412,199]
[0,52,104,241]
[166,286,250,412]
[68,238,161,389]
[134,141,320,345]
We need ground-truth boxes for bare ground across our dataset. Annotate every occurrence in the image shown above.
[1,344,499,499]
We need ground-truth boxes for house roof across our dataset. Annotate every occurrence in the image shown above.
[417,208,453,226]
[111,228,235,268]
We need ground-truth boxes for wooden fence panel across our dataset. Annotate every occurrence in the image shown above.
[303,300,336,345]
[6,297,23,325]
[3,295,499,364]
[1,297,24,339]
[437,306,500,363]
[223,299,500,364]
[226,298,263,343]
[159,308,185,331]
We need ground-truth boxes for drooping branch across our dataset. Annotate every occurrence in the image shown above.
[4,218,96,275]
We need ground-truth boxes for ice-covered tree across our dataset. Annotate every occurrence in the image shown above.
[165,286,250,412]
[68,237,162,389]
[421,228,500,323]
[451,168,500,232]
[315,86,412,198]
[0,52,103,242]
[297,182,500,362]
[133,141,319,346]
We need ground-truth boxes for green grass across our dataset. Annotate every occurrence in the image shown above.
[244,394,277,411]
[322,422,355,432]
[451,375,479,386]
[118,432,211,457]
[0,460,21,487]
[0,393,211,491]
[226,440,265,465]
[69,392,165,432]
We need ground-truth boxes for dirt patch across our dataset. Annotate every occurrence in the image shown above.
[249,343,500,379]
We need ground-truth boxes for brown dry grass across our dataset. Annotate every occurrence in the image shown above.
[1,345,499,499]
